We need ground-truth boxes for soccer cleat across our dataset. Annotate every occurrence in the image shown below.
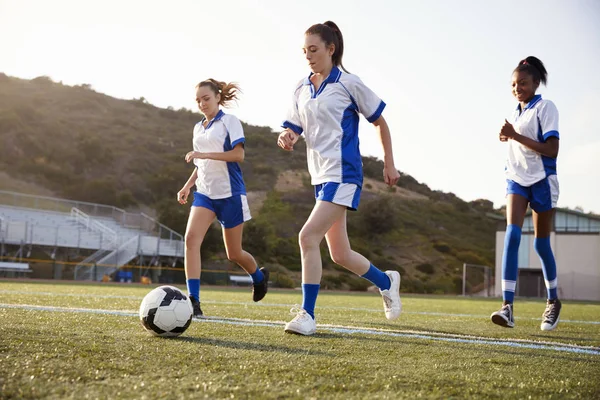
[189,295,204,318]
[252,267,270,302]
[379,270,402,320]
[284,306,316,336]
[491,303,514,328]
[541,299,562,331]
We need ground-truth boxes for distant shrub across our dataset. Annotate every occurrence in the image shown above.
[347,277,371,291]
[433,242,452,254]
[359,196,398,234]
[273,272,295,288]
[416,263,435,274]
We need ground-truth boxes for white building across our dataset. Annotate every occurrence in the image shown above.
[495,208,600,301]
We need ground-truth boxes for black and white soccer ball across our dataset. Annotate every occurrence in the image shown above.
[139,286,193,337]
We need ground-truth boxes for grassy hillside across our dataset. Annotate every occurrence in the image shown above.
[0,73,502,293]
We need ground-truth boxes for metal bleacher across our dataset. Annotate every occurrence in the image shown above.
[0,190,184,280]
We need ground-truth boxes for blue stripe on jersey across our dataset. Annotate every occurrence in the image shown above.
[341,103,363,186]
[223,133,246,196]
[282,120,303,135]
[367,101,386,123]
[537,118,558,177]
[231,137,245,148]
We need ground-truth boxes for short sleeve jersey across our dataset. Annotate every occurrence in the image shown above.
[192,110,246,199]
[282,66,386,187]
[505,95,560,186]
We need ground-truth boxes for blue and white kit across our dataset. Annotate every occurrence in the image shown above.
[505,94,560,212]
[192,109,251,227]
[282,66,385,209]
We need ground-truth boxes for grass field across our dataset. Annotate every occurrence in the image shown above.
[1,280,599,399]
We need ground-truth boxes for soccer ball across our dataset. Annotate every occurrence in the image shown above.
[139,286,193,337]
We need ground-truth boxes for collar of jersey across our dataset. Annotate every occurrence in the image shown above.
[201,109,225,130]
[516,94,542,114]
[303,66,342,97]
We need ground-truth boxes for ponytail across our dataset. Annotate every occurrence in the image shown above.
[305,21,349,73]
[514,56,548,86]
[196,79,241,107]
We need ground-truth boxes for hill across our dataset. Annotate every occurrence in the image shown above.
[0,73,502,293]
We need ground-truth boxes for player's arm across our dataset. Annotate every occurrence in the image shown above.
[177,169,198,204]
[372,115,400,187]
[499,119,559,158]
[185,143,245,163]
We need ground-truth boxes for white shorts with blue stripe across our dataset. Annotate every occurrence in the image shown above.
[314,182,362,211]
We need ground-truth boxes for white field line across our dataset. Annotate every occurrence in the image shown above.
[1,290,599,325]
[1,303,599,356]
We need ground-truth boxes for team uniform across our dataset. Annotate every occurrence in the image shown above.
[505,94,560,212]
[192,109,251,228]
[493,93,562,331]
[280,66,401,336]
[282,66,386,210]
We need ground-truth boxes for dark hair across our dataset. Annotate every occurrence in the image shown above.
[196,79,241,107]
[305,21,348,73]
[514,56,548,86]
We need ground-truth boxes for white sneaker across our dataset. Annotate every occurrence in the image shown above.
[380,270,402,320]
[284,306,316,336]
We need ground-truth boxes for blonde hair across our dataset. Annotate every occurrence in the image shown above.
[196,79,241,107]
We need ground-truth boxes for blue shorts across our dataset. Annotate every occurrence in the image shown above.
[506,176,559,213]
[314,182,361,211]
[192,192,251,228]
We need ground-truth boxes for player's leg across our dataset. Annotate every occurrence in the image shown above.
[491,189,528,328]
[284,200,346,336]
[532,176,561,331]
[184,198,216,317]
[222,222,269,302]
[325,213,401,320]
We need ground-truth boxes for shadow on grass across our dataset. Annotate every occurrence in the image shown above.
[172,336,335,356]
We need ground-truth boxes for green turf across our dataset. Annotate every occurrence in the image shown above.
[1,281,599,399]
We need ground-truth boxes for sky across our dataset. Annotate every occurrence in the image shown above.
[1,0,599,213]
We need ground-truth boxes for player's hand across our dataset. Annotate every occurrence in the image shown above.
[277,129,299,151]
[185,151,206,162]
[383,164,400,187]
[177,187,190,204]
[499,119,516,142]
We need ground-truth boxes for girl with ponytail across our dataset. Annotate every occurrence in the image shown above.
[177,79,269,318]
[492,56,562,331]
[277,21,402,336]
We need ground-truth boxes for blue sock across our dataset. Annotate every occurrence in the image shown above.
[534,237,558,300]
[502,224,521,303]
[301,283,320,320]
[361,264,391,290]
[187,279,200,301]
[249,267,264,284]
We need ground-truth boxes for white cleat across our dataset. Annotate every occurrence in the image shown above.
[284,306,316,336]
[380,270,402,320]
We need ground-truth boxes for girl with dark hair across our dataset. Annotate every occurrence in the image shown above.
[177,79,269,318]
[277,21,402,335]
[491,56,562,331]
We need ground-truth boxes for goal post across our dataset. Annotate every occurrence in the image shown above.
[462,263,493,297]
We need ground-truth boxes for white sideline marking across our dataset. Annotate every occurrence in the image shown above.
[1,303,599,356]
[1,289,599,325]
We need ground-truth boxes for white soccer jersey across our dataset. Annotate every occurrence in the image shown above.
[282,66,385,187]
[192,110,246,199]
[505,95,560,186]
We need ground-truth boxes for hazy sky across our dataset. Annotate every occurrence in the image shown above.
[2,0,599,213]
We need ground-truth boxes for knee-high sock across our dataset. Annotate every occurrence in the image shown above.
[361,264,391,290]
[502,224,521,303]
[301,283,320,320]
[534,237,558,300]
[187,279,200,300]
